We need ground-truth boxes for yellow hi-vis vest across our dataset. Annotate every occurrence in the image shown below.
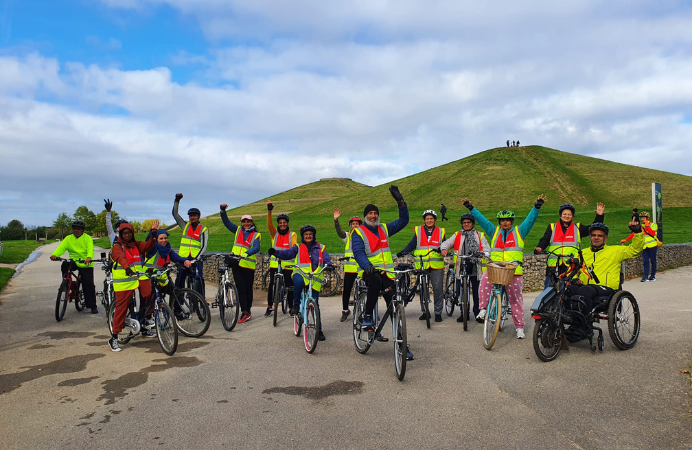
[179,222,207,258]
[490,227,525,275]
[296,243,325,291]
[546,222,581,268]
[112,245,143,292]
[344,230,359,274]
[643,223,659,249]
[143,252,170,287]
[270,231,297,269]
[231,229,261,270]
[354,224,395,279]
[413,225,445,270]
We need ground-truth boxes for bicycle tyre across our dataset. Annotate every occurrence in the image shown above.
[193,277,206,302]
[273,275,283,327]
[282,286,290,314]
[393,303,407,381]
[607,291,640,350]
[499,291,508,332]
[74,284,86,311]
[294,313,302,337]
[171,288,210,337]
[220,282,240,332]
[461,276,469,331]
[320,268,340,297]
[444,270,455,316]
[532,318,562,362]
[352,292,373,354]
[262,269,271,292]
[420,277,431,329]
[55,281,68,322]
[108,299,137,344]
[403,272,418,305]
[155,301,178,356]
[483,292,502,350]
[304,299,320,354]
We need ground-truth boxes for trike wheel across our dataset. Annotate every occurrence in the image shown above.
[532,318,562,362]
[607,291,640,350]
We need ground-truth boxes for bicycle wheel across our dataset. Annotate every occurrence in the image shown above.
[262,270,271,292]
[532,318,562,362]
[352,292,373,354]
[420,278,431,329]
[273,276,283,327]
[498,291,508,332]
[193,277,206,300]
[607,291,640,350]
[55,281,69,322]
[461,276,469,332]
[304,299,320,353]
[108,299,137,344]
[320,268,340,297]
[219,282,240,332]
[393,303,407,381]
[171,288,210,337]
[282,287,290,314]
[74,284,86,311]
[483,292,502,350]
[155,301,178,356]
[444,270,455,316]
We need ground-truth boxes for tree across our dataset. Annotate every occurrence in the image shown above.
[94,209,120,237]
[141,219,160,232]
[73,206,97,233]
[0,220,26,240]
[53,213,72,239]
[130,220,142,233]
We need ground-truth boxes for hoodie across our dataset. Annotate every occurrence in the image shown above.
[111,223,156,269]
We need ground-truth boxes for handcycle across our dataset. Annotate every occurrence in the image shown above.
[286,264,325,354]
[210,254,240,332]
[107,267,178,355]
[352,265,415,381]
[53,257,87,322]
[482,259,522,350]
[530,247,640,362]
[398,248,441,329]
[270,258,293,326]
[444,251,486,331]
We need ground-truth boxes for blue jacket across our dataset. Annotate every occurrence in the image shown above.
[274,240,332,271]
[471,205,541,246]
[220,211,261,256]
[352,204,409,270]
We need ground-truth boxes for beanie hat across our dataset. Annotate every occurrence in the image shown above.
[363,204,379,217]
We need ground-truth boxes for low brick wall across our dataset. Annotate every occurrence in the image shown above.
[201,243,692,294]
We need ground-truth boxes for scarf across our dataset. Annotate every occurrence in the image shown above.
[461,228,479,255]
[150,229,173,259]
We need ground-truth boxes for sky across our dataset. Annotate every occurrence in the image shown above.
[1,0,691,227]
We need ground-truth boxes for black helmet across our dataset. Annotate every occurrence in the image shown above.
[187,208,201,216]
[114,219,129,229]
[300,224,317,237]
[559,203,576,215]
[460,213,475,224]
[589,222,609,236]
[72,220,86,229]
[276,213,290,223]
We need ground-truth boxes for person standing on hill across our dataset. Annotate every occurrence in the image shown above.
[333,208,363,322]
[461,194,546,338]
[621,210,659,282]
[512,140,515,147]
[534,202,605,288]
[516,140,520,147]
[265,200,298,316]
[506,140,510,147]
[440,203,448,221]
[220,205,261,323]
[172,193,208,293]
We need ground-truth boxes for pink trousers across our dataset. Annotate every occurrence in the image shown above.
[479,272,524,329]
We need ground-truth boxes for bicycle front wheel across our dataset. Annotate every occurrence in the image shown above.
[444,270,455,316]
[420,278,431,329]
[273,276,283,327]
[483,292,502,350]
[304,299,320,353]
[393,303,407,381]
[155,301,178,356]
[461,277,469,331]
[55,281,68,322]
[172,288,211,337]
[220,282,240,332]
[74,285,86,311]
[499,291,508,332]
[320,269,340,297]
[352,292,373,354]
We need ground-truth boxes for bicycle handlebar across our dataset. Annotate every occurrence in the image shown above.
[398,248,441,259]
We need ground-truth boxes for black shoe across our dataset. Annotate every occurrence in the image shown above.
[457,315,464,322]
[91,307,99,314]
[435,314,442,322]
[340,310,351,322]
[318,331,326,341]
[419,313,430,320]
[264,307,273,317]
[289,307,299,317]
[476,317,484,323]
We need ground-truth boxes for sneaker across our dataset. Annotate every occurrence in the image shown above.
[108,337,122,352]
[318,331,326,341]
[264,307,273,317]
[406,346,414,361]
[144,317,155,328]
[640,277,648,282]
[340,310,351,322]
[516,328,525,339]
[419,312,430,321]
[477,309,486,321]
[141,328,156,338]
[176,312,190,321]
[289,307,299,317]
[243,311,252,322]
[238,312,248,323]
[91,307,99,314]
[435,314,442,323]
[361,313,374,329]
[648,276,656,281]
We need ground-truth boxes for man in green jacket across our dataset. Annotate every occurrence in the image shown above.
[50,220,98,313]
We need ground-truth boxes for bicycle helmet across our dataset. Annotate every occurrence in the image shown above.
[187,208,201,216]
[496,210,515,220]
[276,213,290,223]
[422,209,437,219]
[588,222,610,236]
[72,220,86,229]
[460,213,475,224]
[300,224,317,237]
[559,203,576,215]
[639,211,650,219]
[349,216,363,225]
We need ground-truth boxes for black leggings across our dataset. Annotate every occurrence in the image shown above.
[231,266,256,313]
[363,271,395,315]
[341,272,358,310]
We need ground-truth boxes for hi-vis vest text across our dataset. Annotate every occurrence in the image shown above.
[546,222,581,267]
[231,229,260,270]
[643,223,659,249]
[112,245,143,292]
[452,231,486,272]
[343,231,359,274]
[179,223,207,258]
[490,227,525,275]
[143,252,171,286]
[296,243,325,291]
[271,231,297,269]
[414,226,445,270]
[354,224,395,279]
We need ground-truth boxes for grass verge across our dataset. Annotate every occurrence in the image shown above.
[0,267,15,292]
[0,241,44,264]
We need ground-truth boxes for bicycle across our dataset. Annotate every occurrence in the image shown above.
[444,251,486,331]
[53,257,87,322]
[483,260,522,350]
[210,254,240,332]
[107,267,178,355]
[399,248,440,329]
[270,258,293,326]
[338,256,367,308]
[286,264,325,354]
[320,264,341,297]
[168,260,211,336]
[95,252,115,314]
[352,264,414,381]
[180,259,205,298]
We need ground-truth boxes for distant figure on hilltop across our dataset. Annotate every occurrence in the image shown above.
[506,140,510,147]
[517,140,520,147]
[440,203,448,221]
[512,140,515,147]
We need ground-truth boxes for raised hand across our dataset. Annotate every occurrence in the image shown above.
[595,202,605,215]
[175,193,183,201]
[628,220,642,233]
[104,199,113,212]
[151,220,160,232]
[267,201,274,211]
[535,194,547,208]
[461,198,473,210]
[333,208,341,221]
[389,185,405,204]
[220,203,228,211]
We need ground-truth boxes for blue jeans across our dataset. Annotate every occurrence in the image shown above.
[292,273,321,331]
[642,247,658,278]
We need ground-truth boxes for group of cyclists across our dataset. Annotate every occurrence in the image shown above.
[49,187,651,354]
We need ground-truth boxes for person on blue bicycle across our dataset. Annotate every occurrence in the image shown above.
[172,193,208,293]
[461,195,546,339]
[268,224,332,341]
[440,213,490,323]
[265,200,298,317]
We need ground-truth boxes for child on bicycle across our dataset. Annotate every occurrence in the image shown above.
[268,224,332,341]
[461,195,546,339]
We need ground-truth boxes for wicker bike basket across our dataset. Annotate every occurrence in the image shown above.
[486,262,517,285]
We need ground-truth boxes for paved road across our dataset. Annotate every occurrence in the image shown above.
[1,242,690,449]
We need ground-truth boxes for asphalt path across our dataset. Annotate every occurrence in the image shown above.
[0,242,690,449]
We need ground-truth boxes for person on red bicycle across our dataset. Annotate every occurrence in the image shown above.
[265,200,298,317]
[50,220,98,314]
[333,208,363,322]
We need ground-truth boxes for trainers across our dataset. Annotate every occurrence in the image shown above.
[435,314,442,322]
[91,307,99,314]
[144,317,155,328]
[141,328,156,338]
[264,307,273,317]
[406,346,414,361]
[340,310,351,322]
[318,331,326,341]
[419,313,430,320]
[648,276,656,281]
[238,312,248,323]
[108,337,122,352]
[477,309,486,321]
[361,313,374,329]
[516,328,525,339]
[289,307,299,317]
[640,277,648,282]
[176,312,189,320]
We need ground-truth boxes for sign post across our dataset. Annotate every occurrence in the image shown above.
[652,183,662,241]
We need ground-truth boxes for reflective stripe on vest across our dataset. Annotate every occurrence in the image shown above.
[452,230,485,272]
[354,224,395,279]
[179,222,207,258]
[343,231,359,274]
[546,222,581,267]
[112,245,143,292]
[143,252,170,286]
[490,227,525,275]
[231,229,260,270]
[296,243,325,290]
[270,231,297,269]
[413,226,445,270]
[643,223,658,248]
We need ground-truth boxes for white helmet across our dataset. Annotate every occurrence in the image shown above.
[422,210,437,219]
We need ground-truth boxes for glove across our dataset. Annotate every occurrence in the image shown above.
[104,199,112,212]
[175,193,183,201]
[629,223,642,233]
[396,252,404,258]
[267,248,276,256]
[220,204,227,211]
[389,185,405,205]
[463,200,473,211]
[364,264,376,275]
[535,198,545,209]
[125,267,135,277]
[267,201,274,211]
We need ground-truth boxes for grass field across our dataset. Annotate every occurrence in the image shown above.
[0,241,45,264]
[0,267,15,292]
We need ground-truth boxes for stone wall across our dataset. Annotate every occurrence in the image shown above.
[201,243,692,294]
